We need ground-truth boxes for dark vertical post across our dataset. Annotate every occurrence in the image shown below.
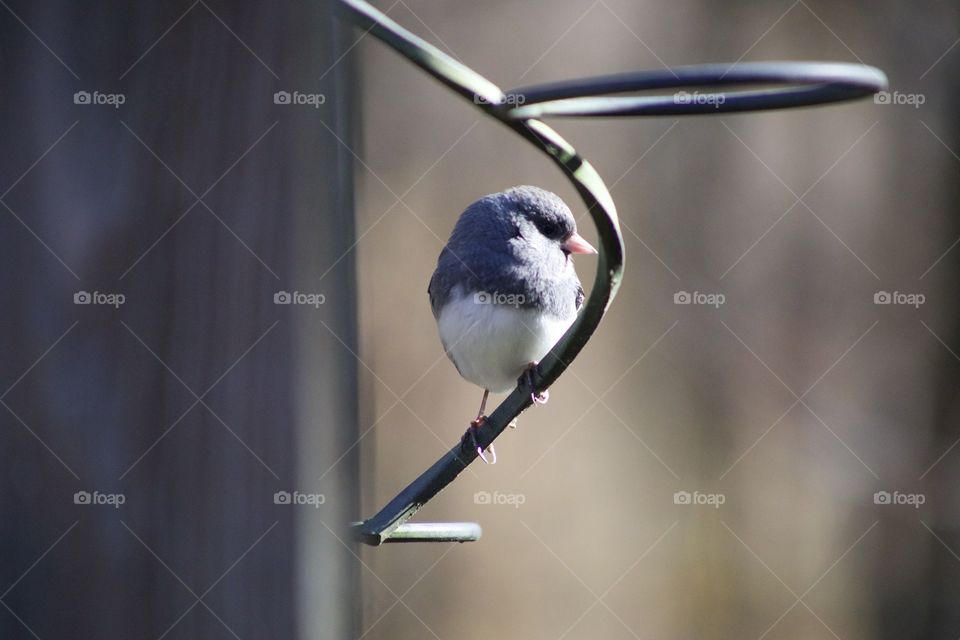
[0,1,357,638]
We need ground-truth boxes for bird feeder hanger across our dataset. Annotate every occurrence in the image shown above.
[337,0,888,545]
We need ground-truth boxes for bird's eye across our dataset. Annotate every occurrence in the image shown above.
[539,220,560,238]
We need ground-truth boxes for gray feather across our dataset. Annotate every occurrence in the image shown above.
[429,186,586,321]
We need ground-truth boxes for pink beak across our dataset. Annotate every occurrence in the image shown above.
[562,232,598,255]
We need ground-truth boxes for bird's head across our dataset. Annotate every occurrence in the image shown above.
[506,186,597,261]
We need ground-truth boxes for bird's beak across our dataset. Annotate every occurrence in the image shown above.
[562,232,598,255]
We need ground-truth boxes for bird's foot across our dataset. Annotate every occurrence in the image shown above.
[508,418,519,429]
[522,362,550,405]
[462,416,496,464]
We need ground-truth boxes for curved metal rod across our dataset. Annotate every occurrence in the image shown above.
[336,0,884,544]
[506,62,887,117]
[339,0,622,545]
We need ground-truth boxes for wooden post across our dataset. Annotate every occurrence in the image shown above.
[0,2,357,638]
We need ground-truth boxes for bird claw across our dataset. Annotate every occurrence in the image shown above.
[462,417,496,464]
[477,443,496,465]
[522,362,549,406]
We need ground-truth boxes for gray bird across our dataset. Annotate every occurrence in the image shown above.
[428,186,597,463]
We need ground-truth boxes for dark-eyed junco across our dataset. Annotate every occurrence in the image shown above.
[428,186,597,463]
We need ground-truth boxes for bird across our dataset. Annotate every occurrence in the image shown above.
[428,186,597,463]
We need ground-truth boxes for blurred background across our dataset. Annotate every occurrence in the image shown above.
[354,1,960,639]
[2,1,959,639]
[0,1,358,638]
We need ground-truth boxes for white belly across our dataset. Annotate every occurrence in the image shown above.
[436,289,574,393]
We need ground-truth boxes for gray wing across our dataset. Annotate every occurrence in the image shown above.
[427,245,455,320]
[427,269,442,319]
